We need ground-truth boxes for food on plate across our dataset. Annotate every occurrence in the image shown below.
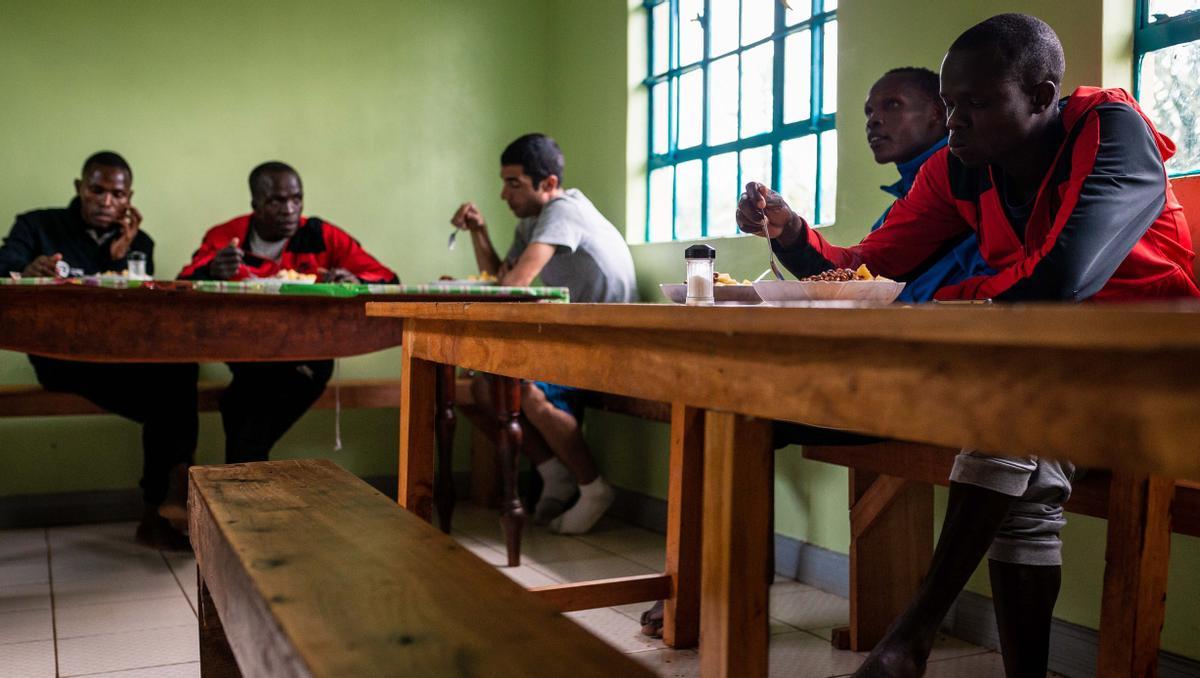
[713,272,752,286]
[801,265,893,282]
[275,269,318,282]
[466,270,498,282]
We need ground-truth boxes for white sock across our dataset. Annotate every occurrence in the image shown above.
[550,477,614,534]
[537,458,575,501]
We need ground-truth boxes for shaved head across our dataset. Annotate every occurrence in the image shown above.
[948,13,1065,91]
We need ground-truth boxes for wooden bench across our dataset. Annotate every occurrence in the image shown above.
[0,378,401,417]
[188,458,654,678]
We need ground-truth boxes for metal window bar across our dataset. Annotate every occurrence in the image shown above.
[1133,0,1200,178]
[645,0,837,242]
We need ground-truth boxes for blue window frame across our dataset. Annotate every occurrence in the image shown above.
[1134,0,1200,176]
[644,0,837,243]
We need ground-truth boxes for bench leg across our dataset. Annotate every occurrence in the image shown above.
[839,471,932,651]
[1098,472,1174,677]
[399,343,437,522]
[198,569,242,678]
[493,376,526,567]
[434,364,457,533]
[700,411,772,678]
[664,403,703,648]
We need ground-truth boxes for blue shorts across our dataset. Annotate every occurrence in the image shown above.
[530,381,584,421]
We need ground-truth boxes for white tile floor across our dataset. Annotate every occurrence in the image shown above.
[0,505,1041,678]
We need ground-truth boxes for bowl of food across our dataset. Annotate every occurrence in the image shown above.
[432,271,499,286]
[753,265,905,305]
[660,272,762,304]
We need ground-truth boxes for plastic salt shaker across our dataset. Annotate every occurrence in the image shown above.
[127,251,148,280]
[684,243,716,306]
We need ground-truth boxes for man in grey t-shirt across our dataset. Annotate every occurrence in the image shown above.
[449,133,637,534]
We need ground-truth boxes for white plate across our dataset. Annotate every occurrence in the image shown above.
[429,279,498,287]
[660,283,762,305]
[753,279,905,304]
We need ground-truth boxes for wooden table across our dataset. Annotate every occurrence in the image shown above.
[0,281,564,549]
[367,300,1200,678]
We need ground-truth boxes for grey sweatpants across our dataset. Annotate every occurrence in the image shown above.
[949,451,1075,566]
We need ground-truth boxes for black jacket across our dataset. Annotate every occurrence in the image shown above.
[0,197,154,276]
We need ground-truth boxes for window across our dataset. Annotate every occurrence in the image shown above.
[1135,0,1200,175]
[643,0,837,243]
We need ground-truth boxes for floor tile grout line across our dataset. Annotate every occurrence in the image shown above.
[54,621,196,643]
[160,551,198,618]
[66,660,200,678]
[44,528,61,678]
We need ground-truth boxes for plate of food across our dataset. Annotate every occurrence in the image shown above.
[753,265,905,305]
[246,269,318,288]
[431,271,499,286]
[660,272,762,305]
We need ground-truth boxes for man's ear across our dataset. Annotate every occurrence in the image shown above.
[1030,80,1058,114]
[539,175,559,193]
[73,178,82,195]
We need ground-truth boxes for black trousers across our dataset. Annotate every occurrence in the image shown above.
[28,356,199,505]
[220,360,334,464]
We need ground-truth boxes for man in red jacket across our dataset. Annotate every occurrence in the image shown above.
[179,161,397,464]
[737,14,1197,678]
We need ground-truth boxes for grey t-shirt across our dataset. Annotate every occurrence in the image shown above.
[505,189,638,303]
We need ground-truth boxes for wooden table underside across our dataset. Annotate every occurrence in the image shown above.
[370,301,1200,678]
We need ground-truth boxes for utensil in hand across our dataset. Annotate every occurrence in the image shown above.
[764,227,786,280]
[447,229,458,250]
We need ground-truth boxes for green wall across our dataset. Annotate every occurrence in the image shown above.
[2,0,1197,662]
[0,0,554,481]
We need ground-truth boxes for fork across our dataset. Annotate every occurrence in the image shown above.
[763,227,786,280]
[447,229,458,250]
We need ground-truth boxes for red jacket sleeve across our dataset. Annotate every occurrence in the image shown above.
[323,224,398,283]
[178,225,250,280]
[773,149,972,279]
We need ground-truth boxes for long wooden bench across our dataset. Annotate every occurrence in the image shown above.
[189,459,654,678]
[0,378,402,417]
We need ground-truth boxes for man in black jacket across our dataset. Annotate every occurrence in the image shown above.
[0,152,197,550]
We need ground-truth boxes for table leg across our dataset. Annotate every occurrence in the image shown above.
[434,364,457,533]
[664,403,704,648]
[842,470,932,651]
[493,375,526,566]
[1097,472,1174,677]
[198,569,242,677]
[399,341,437,522]
[700,411,772,678]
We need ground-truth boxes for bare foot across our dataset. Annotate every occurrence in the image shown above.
[157,463,190,534]
[853,641,926,678]
[639,600,664,638]
[136,507,191,551]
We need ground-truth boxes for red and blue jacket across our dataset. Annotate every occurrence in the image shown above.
[774,87,1199,301]
[178,214,398,283]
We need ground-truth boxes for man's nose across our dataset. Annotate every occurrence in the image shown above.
[101,193,114,206]
[946,107,966,130]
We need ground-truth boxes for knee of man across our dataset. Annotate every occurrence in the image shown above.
[520,384,557,423]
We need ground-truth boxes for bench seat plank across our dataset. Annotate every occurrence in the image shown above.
[189,459,652,678]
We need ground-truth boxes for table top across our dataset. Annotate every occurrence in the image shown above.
[0,281,565,362]
[369,301,1200,481]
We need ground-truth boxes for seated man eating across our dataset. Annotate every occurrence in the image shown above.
[0,151,197,550]
[450,133,638,534]
[738,14,1196,678]
[179,161,397,464]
